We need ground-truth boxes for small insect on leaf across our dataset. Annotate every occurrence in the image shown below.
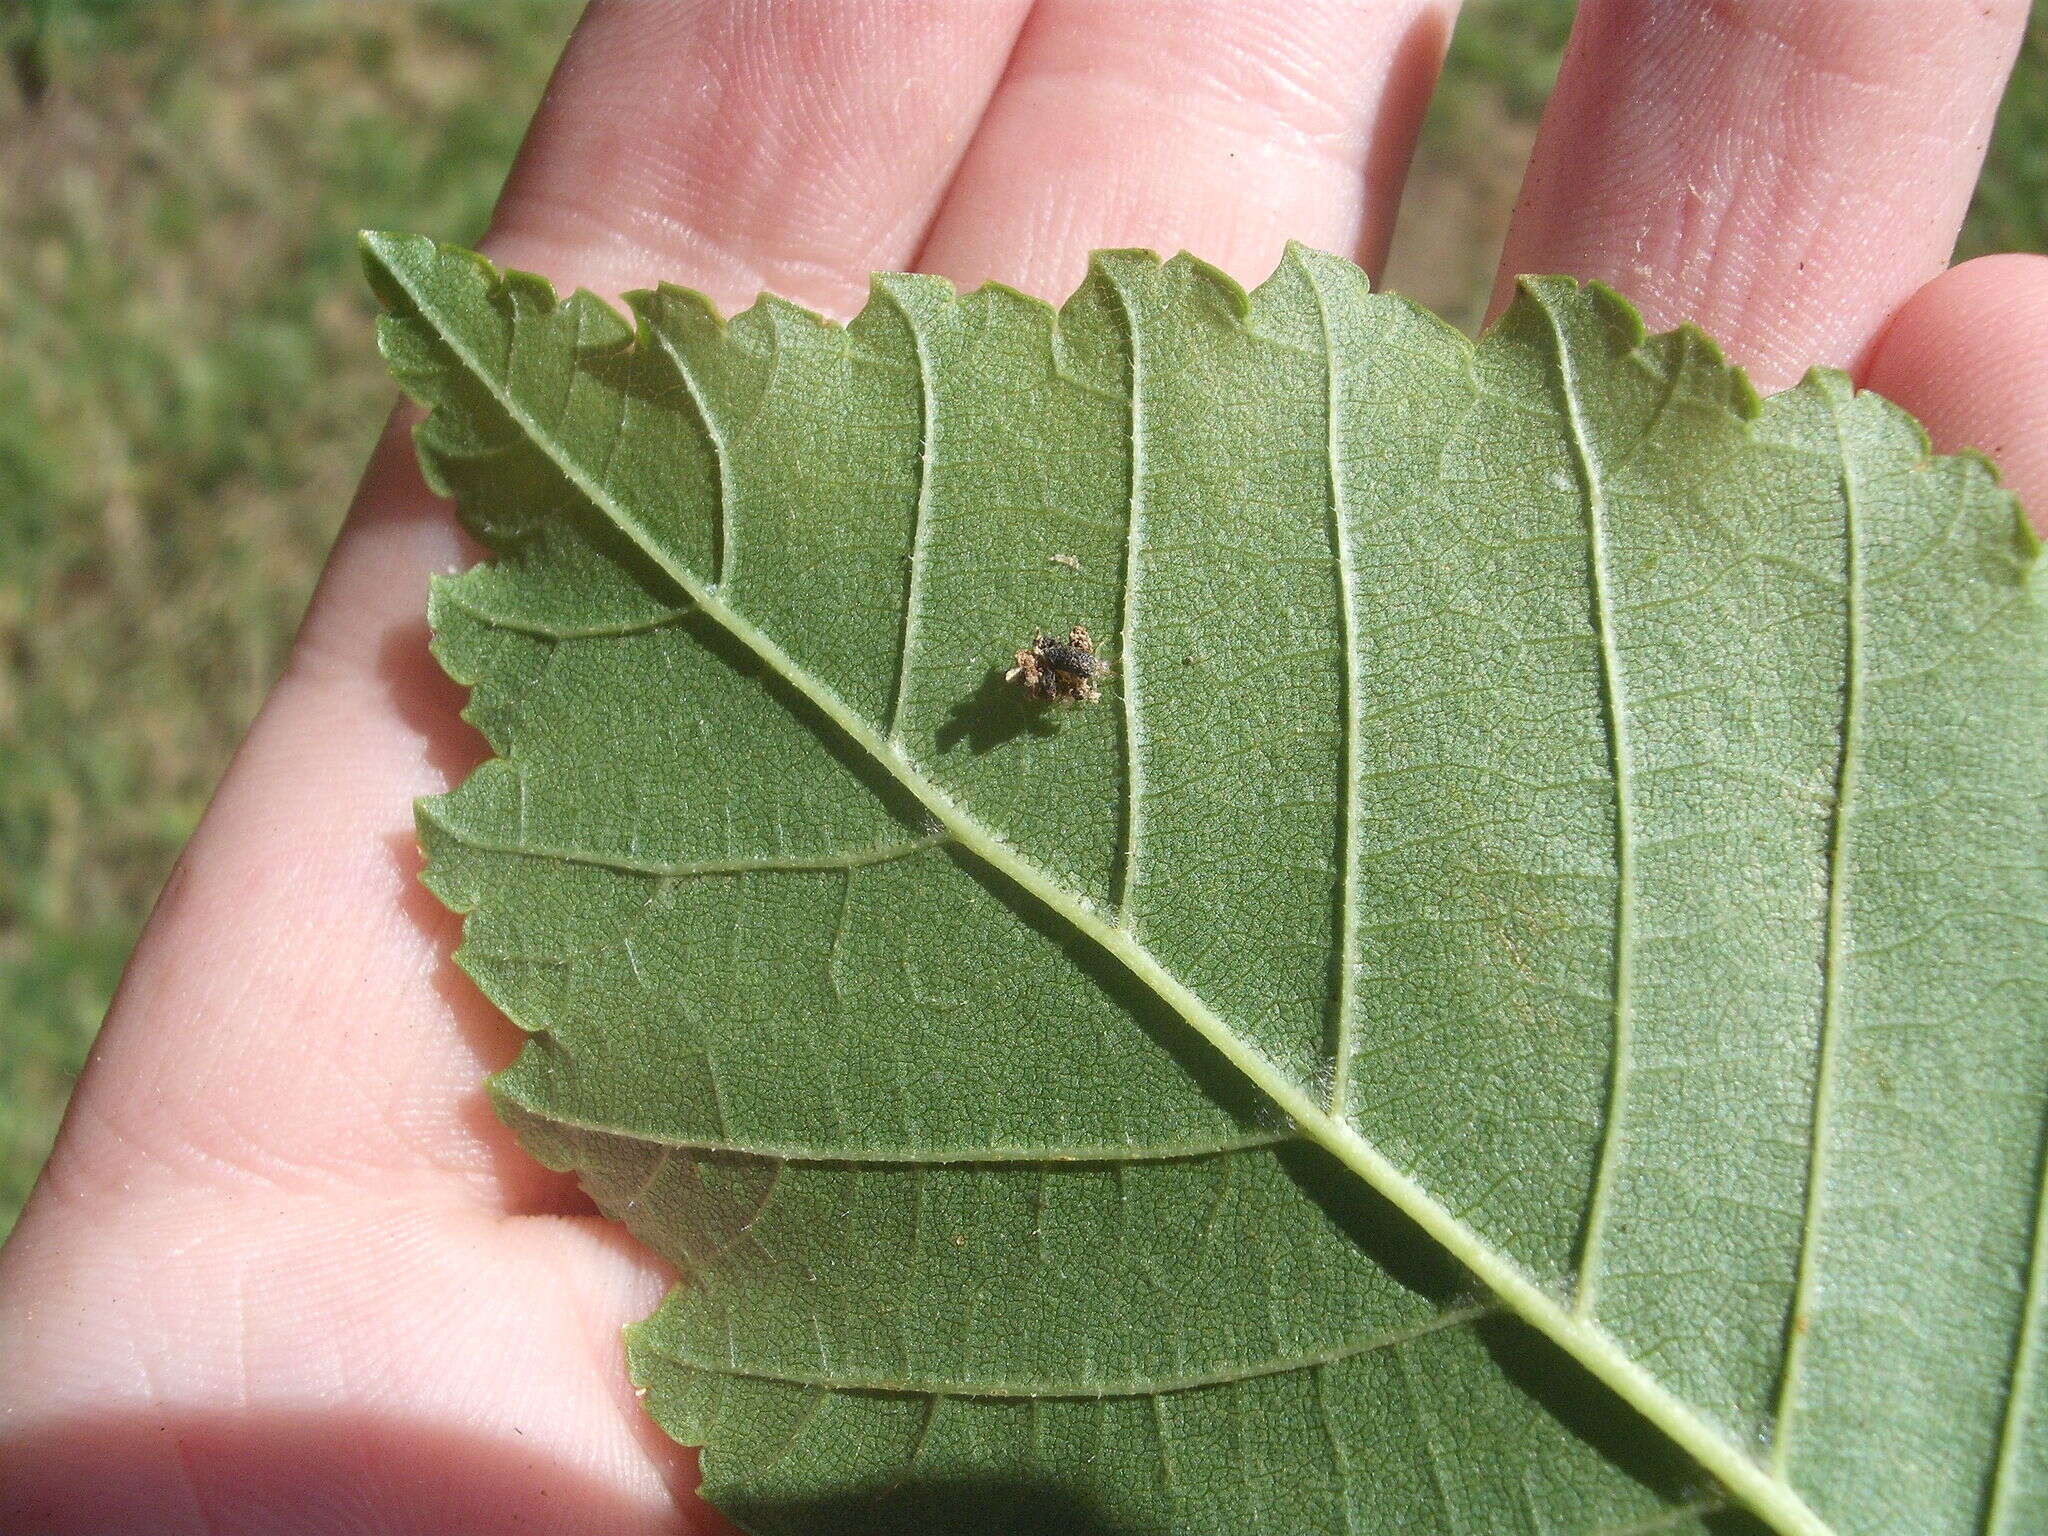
[1006,624,1111,704]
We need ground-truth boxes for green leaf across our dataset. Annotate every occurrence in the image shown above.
[369,229,2048,1536]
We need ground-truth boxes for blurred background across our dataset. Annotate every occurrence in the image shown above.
[1,0,2043,1234]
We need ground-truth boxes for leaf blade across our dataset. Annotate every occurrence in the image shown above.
[372,229,2048,1535]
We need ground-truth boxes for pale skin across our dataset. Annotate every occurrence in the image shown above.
[2,2,2044,1530]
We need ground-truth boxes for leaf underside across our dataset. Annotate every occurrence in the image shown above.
[371,229,2048,1536]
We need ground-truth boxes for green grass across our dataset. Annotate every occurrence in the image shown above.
[1,0,2043,1234]
[0,0,582,1226]
[1964,15,2048,263]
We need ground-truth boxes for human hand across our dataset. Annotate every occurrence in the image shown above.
[2,3,2040,1531]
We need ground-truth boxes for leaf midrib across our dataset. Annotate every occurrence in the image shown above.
[383,241,1830,1536]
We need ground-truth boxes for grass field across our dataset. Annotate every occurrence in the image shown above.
[2,0,2043,1232]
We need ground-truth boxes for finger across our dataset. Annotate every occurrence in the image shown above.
[915,0,1459,299]
[1861,253,2048,531]
[488,0,1034,315]
[1494,0,2027,392]
[22,0,1033,1230]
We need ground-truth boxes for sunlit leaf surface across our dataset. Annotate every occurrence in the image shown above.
[372,231,2048,1536]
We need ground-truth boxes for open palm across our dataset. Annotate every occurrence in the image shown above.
[3,3,2044,1531]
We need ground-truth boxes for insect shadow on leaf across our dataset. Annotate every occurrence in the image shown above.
[936,665,1065,755]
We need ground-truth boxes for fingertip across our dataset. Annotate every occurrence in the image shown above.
[483,0,1030,314]
[1861,253,2048,530]
[913,0,1459,302]
[1493,0,2026,392]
